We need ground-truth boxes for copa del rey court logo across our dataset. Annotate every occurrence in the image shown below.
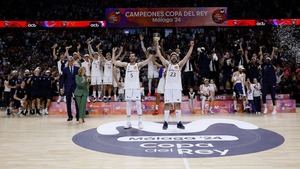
[72,119,284,158]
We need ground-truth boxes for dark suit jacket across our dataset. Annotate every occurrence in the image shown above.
[62,66,79,94]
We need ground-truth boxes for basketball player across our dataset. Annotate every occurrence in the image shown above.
[87,39,102,102]
[156,40,194,130]
[140,34,159,96]
[112,53,123,101]
[112,50,153,129]
[232,65,247,113]
[102,47,123,102]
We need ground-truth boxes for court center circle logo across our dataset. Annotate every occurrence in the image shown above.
[72,119,284,158]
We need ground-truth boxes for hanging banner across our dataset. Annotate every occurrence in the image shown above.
[106,7,227,27]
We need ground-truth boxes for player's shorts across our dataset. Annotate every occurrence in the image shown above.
[31,90,41,99]
[125,89,141,101]
[164,89,182,104]
[102,76,113,85]
[233,82,245,99]
[91,76,102,85]
[113,79,118,88]
[156,78,165,94]
[148,70,159,79]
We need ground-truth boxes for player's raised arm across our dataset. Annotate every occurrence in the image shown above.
[112,47,127,68]
[137,54,153,68]
[51,43,58,60]
[115,46,124,60]
[76,43,82,60]
[65,45,72,59]
[156,45,169,67]
[139,34,147,55]
[179,41,194,68]
[271,47,277,60]
[87,38,95,58]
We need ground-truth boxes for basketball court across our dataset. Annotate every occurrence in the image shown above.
[1,110,299,169]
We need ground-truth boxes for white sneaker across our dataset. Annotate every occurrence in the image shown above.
[17,109,22,116]
[56,96,61,103]
[272,108,277,115]
[63,96,66,102]
[41,109,45,115]
[138,121,143,129]
[124,122,132,129]
[209,109,214,114]
[263,108,268,114]
[87,97,90,103]
[44,109,49,115]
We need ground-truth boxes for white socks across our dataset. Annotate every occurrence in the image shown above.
[272,105,277,115]
[243,101,246,110]
[233,100,237,110]
[201,98,206,112]
[176,110,182,123]
[98,90,101,98]
[125,101,143,128]
[136,101,142,123]
[164,110,170,122]
[263,104,268,114]
[148,78,152,94]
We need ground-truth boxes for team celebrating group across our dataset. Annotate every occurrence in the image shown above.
[2,33,278,130]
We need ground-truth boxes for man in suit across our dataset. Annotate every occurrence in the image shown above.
[182,58,195,95]
[62,57,79,121]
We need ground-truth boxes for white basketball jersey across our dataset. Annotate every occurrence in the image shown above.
[103,60,113,77]
[165,63,182,90]
[81,61,91,76]
[148,61,158,73]
[91,59,101,77]
[124,63,140,89]
[233,72,245,84]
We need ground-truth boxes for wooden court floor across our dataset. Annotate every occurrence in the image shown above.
[0,109,299,169]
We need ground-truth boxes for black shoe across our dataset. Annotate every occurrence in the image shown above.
[6,108,11,116]
[67,117,73,121]
[233,109,237,113]
[24,110,28,116]
[177,121,185,129]
[162,121,168,130]
[30,109,35,115]
[36,109,41,115]
[20,110,25,116]
[76,117,79,121]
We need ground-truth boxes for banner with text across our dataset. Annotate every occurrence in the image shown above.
[106,7,227,27]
